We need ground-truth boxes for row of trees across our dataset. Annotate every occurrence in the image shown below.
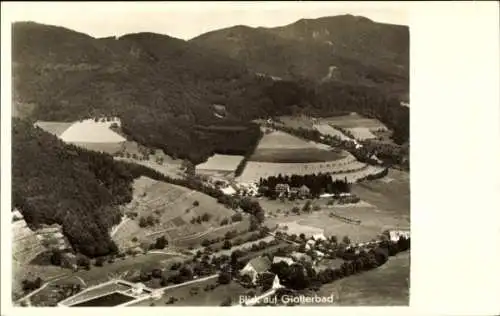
[259,173,351,197]
[270,236,410,290]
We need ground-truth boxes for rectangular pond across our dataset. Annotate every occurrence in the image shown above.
[71,292,135,307]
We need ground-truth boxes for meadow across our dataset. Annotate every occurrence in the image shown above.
[319,113,388,130]
[250,148,346,163]
[112,177,240,250]
[196,154,245,172]
[261,169,410,243]
[312,123,353,141]
[132,279,249,306]
[237,129,372,183]
[34,121,73,136]
[313,251,410,306]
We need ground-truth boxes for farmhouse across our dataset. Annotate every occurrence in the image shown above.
[312,233,327,241]
[272,256,294,266]
[389,230,410,242]
[275,183,290,196]
[240,256,272,284]
[220,186,237,196]
[290,252,313,264]
[298,185,311,198]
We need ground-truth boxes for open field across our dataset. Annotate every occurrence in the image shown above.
[277,115,314,129]
[237,129,383,183]
[261,170,409,243]
[114,157,184,179]
[237,157,373,184]
[196,154,245,172]
[57,119,125,143]
[313,123,353,141]
[72,142,124,154]
[34,121,73,136]
[250,148,347,163]
[54,252,181,288]
[132,279,248,306]
[314,251,410,306]
[345,127,377,140]
[352,169,410,219]
[112,177,240,249]
[256,130,323,150]
[319,113,388,130]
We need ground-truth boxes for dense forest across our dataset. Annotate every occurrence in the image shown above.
[13,22,409,165]
[12,119,132,256]
[258,173,351,198]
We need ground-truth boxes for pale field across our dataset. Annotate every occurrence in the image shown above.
[319,113,388,130]
[114,157,184,179]
[196,154,245,172]
[237,129,385,183]
[313,123,353,141]
[277,115,315,129]
[237,155,373,184]
[34,121,73,136]
[346,127,377,140]
[72,142,124,154]
[112,177,238,250]
[256,130,322,149]
[311,251,410,306]
[59,119,126,143]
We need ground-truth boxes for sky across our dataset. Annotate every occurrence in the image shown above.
[3,2,408,40]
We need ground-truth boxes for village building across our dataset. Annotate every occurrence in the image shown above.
[275,183,290,196]
[221,186,237,196]
[389,230,410,242]
[298,185,311,198]
[272,256,294,266]
[290,252,313,264]
[289,187,300,197]
[240,256,272,284]
[131,283,146,295]
[312,233,327,241]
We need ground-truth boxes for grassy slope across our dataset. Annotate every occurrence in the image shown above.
[316,251,410,306]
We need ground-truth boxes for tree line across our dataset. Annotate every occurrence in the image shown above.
[258,173,351,198]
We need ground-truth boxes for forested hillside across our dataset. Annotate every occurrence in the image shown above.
[12,119,133,257]
[191,14,409,98]
[13,19,409,164]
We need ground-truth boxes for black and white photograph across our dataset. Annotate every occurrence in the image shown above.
[2,1,498,314]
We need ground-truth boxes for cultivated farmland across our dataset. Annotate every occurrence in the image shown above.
[34,121,73,137]
[196,154,245,174]
[112,177,244,250]
[250,148,347,163]
[58,119,126,143]
[312,123,353,141]
[317,113,388,141]
[237,130,375,183]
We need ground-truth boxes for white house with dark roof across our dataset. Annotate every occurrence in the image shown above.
[272,256,294,266]
[240,256,272,284]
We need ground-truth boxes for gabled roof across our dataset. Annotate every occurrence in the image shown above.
[299,185,310,192]
[247,256,272,273]
[272,256,294,265]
